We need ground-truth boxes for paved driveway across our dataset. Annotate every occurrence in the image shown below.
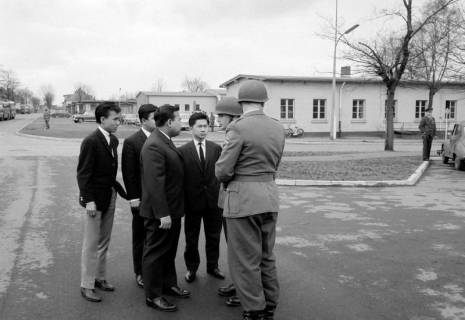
[0,115,464,320]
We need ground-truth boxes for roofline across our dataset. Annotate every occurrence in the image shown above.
[136,91,218,98]
[219,74,465,88]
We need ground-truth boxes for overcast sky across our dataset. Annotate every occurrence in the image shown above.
[0,0,430,102]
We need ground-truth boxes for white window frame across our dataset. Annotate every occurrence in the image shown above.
[312,99,326,120]
[280,99,294,120]
[352,99,365,120]
[445,100,456,119]
[415,100,427,119]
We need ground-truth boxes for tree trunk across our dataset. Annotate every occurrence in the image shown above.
[427,86,437,110]
[385,87,396,151]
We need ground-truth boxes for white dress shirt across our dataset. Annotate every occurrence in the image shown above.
[193,138,206,161]
[141,127,151,138]
[98,126,111,145]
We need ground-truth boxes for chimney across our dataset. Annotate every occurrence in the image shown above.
[341,66,351,78]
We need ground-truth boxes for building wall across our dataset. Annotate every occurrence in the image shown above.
[136,94,218,114]
[225,79,465,133]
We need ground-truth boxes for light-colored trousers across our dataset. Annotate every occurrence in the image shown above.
[80,190,116,289]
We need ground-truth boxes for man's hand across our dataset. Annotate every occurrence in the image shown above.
[86,202,99,218]
[159,216,172,229]
[129,199,140,208]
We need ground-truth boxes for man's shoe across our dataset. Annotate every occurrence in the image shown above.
[243,310,264,320]
[185,270,196,283]
[225,295,241,307]
[164,286,191,298]
[95,279,115,292]
[80,288,102,302]
[136,274,144,288]
[263,305,276,320]
[207,268,225,279]
[146,297,177,312]
[218,283,236,297]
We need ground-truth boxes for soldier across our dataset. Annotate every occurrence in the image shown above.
[215,80,285,320]
[419,106,436,161]
[43,107,51,130]
[215,97,243,308]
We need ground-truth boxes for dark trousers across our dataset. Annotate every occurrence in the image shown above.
[142,217,181,298]
[422,134,433,160]
[184,207,222,272]
[131,207,145,276]
[226,212,279,312]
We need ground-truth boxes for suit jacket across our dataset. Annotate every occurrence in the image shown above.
[122,129,147,201]
[140,129,184,219]
[215,110,285,218]
[178,140,222,213]
[77,129,126,212]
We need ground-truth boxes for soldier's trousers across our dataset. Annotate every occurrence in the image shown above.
[422,134,433,160]
[226,212,279,312]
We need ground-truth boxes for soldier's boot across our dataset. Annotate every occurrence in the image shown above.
[242,310,264,320]
[263,305,276,320]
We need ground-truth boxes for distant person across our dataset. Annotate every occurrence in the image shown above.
[419,106,436,161]
[178,112,224,284]
[76,102,127,303]
[121,104,158,289]
[140,104,190,312]
[209,112,215,132]
[43,107,51,130]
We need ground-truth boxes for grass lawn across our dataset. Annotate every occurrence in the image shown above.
[277,156,421,181]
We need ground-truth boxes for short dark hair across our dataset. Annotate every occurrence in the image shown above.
[154,104,179,127]
[95,102,121,124]
[138,104,158,122]
[188,112,209,127]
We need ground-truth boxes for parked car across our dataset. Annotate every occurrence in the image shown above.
[122,113,140,126]
[73,112,95,123]
[51,110,72,118]
[18,104,32,114]
[0,101,15,120]
[441,121,465,170]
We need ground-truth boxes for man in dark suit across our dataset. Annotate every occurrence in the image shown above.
[140,104,190,312]
[122,104,158,288]
[179,112,224,283]
[77,102,127,302]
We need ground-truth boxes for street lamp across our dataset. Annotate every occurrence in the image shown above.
[329,6,359,140]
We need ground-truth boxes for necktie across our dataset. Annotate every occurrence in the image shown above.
[198,142,206,170]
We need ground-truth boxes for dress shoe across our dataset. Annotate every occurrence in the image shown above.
[136,274,144,288]
[263,305,276,320]
[218,283,236,297]
[242,310,264,320]
[185,270,196,283]
[95,279,115,291]
[80,288,102,302]
[146,297,177,312]
[207,268,225,279]
[164,286,191,298]
[225,295,241,307]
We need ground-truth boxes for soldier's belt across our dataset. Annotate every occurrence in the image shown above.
[233,174,274,182]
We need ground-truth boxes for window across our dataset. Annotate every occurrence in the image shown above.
[312,99,326,119]
[185,104,190,112]
[352,99,365,119]
[195,104,200,111]
[280,99,294,119]
[384,100,397,119]
[415,100,427,119]
[445,100,456,119]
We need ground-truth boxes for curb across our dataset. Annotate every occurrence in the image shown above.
[276,159,432,187]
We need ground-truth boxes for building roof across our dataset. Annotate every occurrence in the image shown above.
[136,91,218,98]
[219,74,465,88]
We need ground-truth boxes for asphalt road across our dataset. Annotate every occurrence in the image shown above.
[1,115,464,320]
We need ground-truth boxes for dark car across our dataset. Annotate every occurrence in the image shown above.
[51,110,72,118]
[441,121,465,170]
[73,112,95,123]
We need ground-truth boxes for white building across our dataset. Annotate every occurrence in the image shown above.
[220,74,465,135]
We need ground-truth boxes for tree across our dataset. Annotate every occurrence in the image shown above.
[31,96,41,109]
[15,88,34,104]
[409,1,463,110]
[74,83,94,101]
[343,0,458,151]
[0,69,20,101]
[152,78,165,92]
[181,76,208,93]
[41,85,55,108]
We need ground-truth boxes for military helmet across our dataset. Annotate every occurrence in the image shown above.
[215,97,242,116]
[237,80,268,103]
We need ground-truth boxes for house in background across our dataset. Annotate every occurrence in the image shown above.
[65,99,137,115]
[220,74,465,136]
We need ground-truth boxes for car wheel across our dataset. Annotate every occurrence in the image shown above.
[442,154,449,164]
[454,157,464,171]
[79,118,84,123]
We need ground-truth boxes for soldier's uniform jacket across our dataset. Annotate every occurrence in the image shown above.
[215,110,285,218]
[419,115,436,136]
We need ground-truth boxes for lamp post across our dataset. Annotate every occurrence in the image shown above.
[330,2,359,140]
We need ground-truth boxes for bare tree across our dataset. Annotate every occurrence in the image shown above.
[181,76,208,93]
[74,83,94,101]
[343,0,458,151]
[152,78,165,92]
[41,85,55,108]
[0,69,20,101]
[409,1,463,110]
[15,88,34,104]
[31,96,41,109]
